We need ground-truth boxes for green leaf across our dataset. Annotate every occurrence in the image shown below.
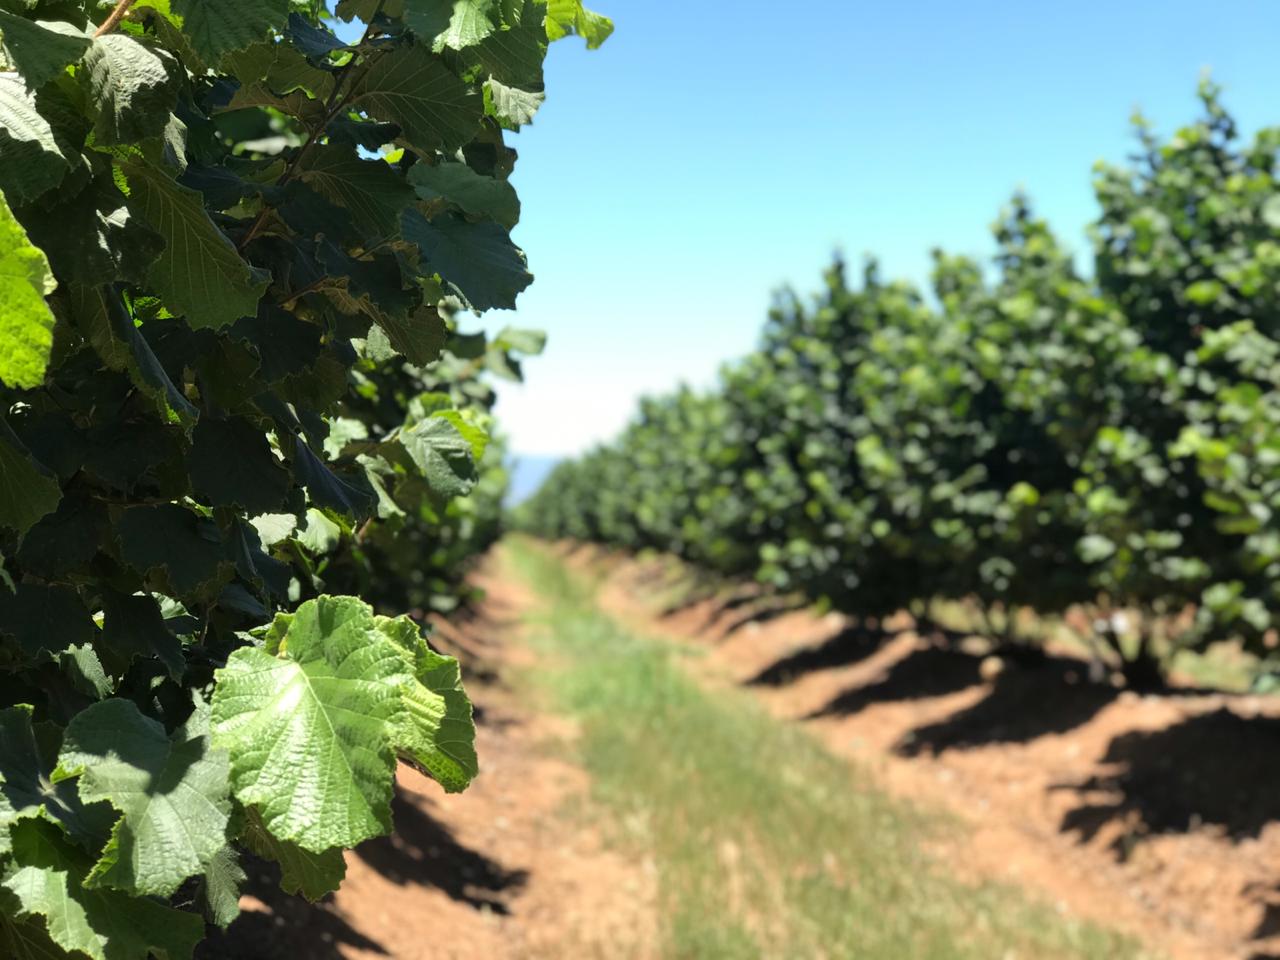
[99,591,185,680]
[0,583,95,659]
[0,705,111,857]
[22,178,164,287]
[210,596,409,851]
[0,912,66,960]
[2,819,204,960]
[195,845,244,928]
[296,146,415,240]
[238,806,345,901]
[0,187,56,389]
[53,699,231,898]
[171,0,289,63]
[294,506,342,554]
[484,77,544,129]
[0,13,91,90]
[351,44,483,155]
[397,412,480,498]
[408,160,519,229]
[495,325,546,355]
[83,34,181,145]
[248,512,297,547]
[69,285,196,422]
[377,616,476,791]
[472,2,546,87]
[403,0,498,51]
[125,159,269,330]
[0,75,77,204]
[545,0,612,47]
[403,208,531,311]
[222,41,335,100]
[0,421,59,537]
[376,304,449,365]
[58,644,112,701]
[116,504,232,597]
[189,416,292,513]
[284,12,348,60]
[290,438,379,519]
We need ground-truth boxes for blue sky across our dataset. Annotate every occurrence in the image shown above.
[482,2,1280,456]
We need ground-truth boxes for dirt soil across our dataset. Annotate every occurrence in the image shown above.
[571,544,1280,960]
[200,562,658,960]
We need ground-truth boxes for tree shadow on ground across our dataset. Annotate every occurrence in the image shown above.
[896,656,1119,756]
[197,857,388,960]
[747,624,899,686]
[714,597,811,639]
[352,792,528,913]
[1056,708,1280,853]
[806,645,986,719]
[200,791,527,959]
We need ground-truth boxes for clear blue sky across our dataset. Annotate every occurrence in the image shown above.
[481,2,1280,456]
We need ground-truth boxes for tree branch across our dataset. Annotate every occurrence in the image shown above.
[94,0,138,37]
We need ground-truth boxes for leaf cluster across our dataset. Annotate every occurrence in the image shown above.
[0,0,609,954]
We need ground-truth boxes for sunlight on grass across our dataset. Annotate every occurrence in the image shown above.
[502,537,1152,960]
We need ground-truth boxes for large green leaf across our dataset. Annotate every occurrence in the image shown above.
[403,0,498,50]
[125,159,268,330]
[0,583,96,659]
[188,416,292,513]
[351,45,483,155]
[210,596,474,852]
[68,285,196,422]
[296,146,415,239]
[53,699,232,898]
[99,591,185,680]
[0,75,77,204]
[377,616,477,791]
[0,12,91,90]
[83,34,181,145]
[0,706,111,857]
[0,187,56,390]
[0,421,59,537]
[396,411,482,497]
[402,208,531,311]
[408,160,519,229]
[376,304,449,365]
[210,597,402,852]
[2,820,204,960]
[473,1,546,87]
[171,0,289,63]
[22,177,165,287]
[238,806,346,901]
[545,0,612,47]
[116,504,233,598]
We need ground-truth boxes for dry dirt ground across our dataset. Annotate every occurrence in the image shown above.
[567,544,1280,960]
[202,544,1280,960]
[199,562,658,960]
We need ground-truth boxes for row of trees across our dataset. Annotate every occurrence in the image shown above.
[0,1,607,957]
[521,83,1280,688]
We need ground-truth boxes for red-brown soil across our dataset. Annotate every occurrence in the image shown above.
[573,544,1280,960]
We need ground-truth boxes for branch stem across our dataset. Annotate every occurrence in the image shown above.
[94,0,137,37]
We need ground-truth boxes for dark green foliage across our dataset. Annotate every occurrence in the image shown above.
[0,1,609,955]
[521,82,1280,685]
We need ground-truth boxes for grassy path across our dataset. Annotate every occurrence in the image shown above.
[501,538,1147,960]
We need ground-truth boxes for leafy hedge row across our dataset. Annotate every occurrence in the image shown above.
[521,83,1280,687]
[0,0,606,956]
